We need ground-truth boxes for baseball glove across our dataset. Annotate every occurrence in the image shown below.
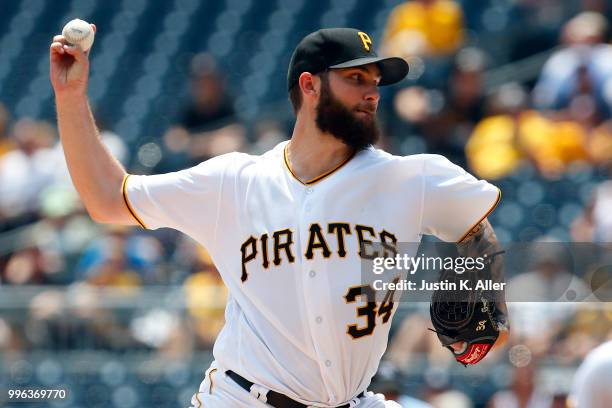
[430,251,507,366]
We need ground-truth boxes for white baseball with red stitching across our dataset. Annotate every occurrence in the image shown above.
[62,19,95,52]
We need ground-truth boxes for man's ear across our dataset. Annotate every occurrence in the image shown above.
[298,72,318,97]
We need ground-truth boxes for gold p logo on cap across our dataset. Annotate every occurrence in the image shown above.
[357,31,372,51]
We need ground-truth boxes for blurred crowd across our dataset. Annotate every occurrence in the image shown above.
[1,1,612,407]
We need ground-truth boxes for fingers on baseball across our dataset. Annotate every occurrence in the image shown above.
[63,44,87,60]
[50,42,65,55]
[50,35,67,55]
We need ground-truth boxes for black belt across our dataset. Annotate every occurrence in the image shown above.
[226,370,364,408]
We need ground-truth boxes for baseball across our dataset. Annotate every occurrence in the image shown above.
[62,18,95,52]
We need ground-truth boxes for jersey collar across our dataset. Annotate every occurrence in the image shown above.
[283,142,356,186]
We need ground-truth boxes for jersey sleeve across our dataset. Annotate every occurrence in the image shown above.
[122,152,241,249]
[420,155,501,242]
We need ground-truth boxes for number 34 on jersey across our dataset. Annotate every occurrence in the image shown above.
[240,221,401,339]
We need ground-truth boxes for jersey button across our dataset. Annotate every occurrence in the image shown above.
[315,316,322,324]
[309,270,316,278]
[304,204,311,212]
[306,187,313,194]
[325,360,332,367]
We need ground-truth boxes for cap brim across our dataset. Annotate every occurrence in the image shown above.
[329,56,408,86]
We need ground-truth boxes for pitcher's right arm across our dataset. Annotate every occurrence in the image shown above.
[50,26,136,226]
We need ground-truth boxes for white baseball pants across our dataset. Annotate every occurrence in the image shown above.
[188,361,401,408]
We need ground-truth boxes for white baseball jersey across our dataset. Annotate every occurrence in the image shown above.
[123,141,500,406]
[570,341,612,408]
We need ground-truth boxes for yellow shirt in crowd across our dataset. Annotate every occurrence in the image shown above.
[383,0,464,57]
[466,111,597,179]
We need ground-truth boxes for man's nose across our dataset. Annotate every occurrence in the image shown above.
[364,85,380,104]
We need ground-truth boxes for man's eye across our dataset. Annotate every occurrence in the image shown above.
[351,74,362,82]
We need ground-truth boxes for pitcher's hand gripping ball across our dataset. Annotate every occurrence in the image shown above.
[430,251,507,365]
[62,19,95,52]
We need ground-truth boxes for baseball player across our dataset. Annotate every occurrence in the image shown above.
[568,340,612,408]
[50,26,507,407]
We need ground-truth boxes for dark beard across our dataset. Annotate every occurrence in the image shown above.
[315,74,380,151]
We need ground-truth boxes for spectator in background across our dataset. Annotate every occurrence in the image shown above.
[382,0,464,59]
[558,302,612,363]
[0,119,56,222]
[381,0,466,86]
[85,230,142,291]
[160,53,246,170]
[75,225,162,285]
[505,11,612,179]
[586,119,612,167]
[506,0,575,62]
[183,246,227,348]
[465,83,529,179]
[179,53,236,132]
[443,48,487,125]
[487,364,555,408]
[571,177,612,242]
[2,247,54,285]
[30,187,98,281]
[506,241,590,358]
[0,317,22,356]
[466,82,597,179]
[393,47,487,166]
[532,11,612,120]
[25,285,137,351]
[0,189,89,285]
[0,102,13,158]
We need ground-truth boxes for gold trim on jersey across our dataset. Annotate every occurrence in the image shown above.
[457,187,502,243]
[208,368,217,394]
[121,174,148,229]
[283,143,355,185]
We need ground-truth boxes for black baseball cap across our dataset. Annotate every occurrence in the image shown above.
[287,28,409,90]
